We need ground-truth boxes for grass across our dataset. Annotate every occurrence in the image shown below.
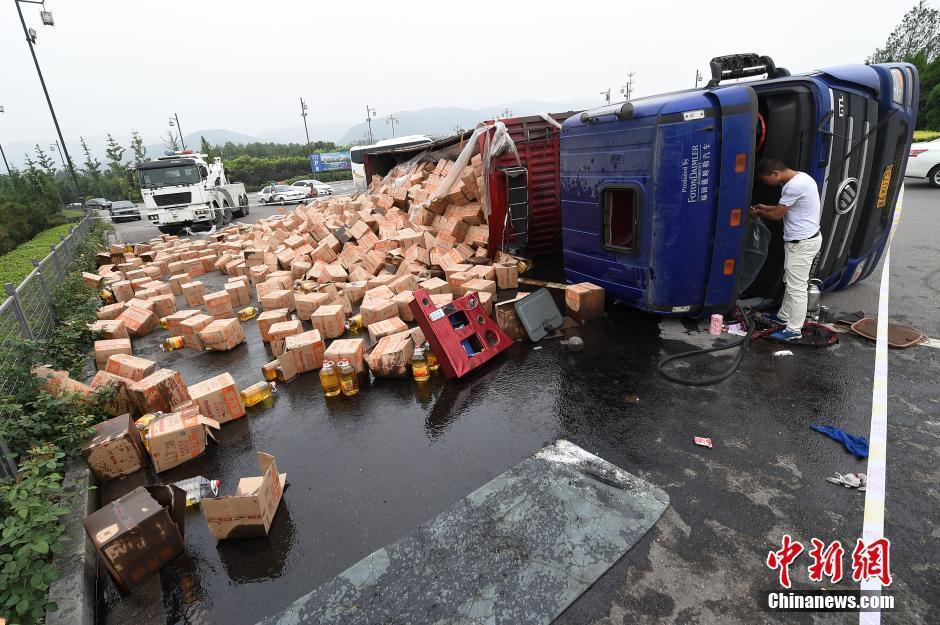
[0,223,79,287]
[61,209,84,221]
[913,130,940,142]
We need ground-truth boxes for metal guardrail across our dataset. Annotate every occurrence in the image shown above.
[0,214,94,478]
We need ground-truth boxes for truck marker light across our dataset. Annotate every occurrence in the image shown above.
[729,209,742,226]
[734,153,747,173]
[723,259,735,275]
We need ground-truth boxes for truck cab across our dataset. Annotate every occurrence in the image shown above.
[560,55,918,315]
[138,150,249,234]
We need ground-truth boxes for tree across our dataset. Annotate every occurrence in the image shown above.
[162,130,180,152]
[199,135,214,159]
[870,1,940,63]
[104,133,127,177]
[80,137,103,195]
[33,145,57,176]
[130,131,148,165]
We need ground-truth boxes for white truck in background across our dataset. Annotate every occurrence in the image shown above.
[137,150,249,234]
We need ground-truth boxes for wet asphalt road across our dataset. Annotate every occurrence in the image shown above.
[104,181,939,625]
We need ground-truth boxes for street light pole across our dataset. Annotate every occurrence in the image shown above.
[300,97,311,154]
[365,105,376,144]
[0,107,10,175]
[171,113,186,149]
[386,114,398,138]
[14,0,82,202]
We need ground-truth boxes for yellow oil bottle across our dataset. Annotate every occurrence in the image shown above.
[319,361,341,397]
[123,244,133,254]
[261,361,279,381]
[298,280,318,293]
[345,314,364,335]
[424,344,439,372]
[99,289,115,304]
[135,413,160,452]
[411,348,430,382]
[159,316,170,330]
[337,359,359,396]
[237,306,258,321]
[162,336,185,351]
[240,381,275,407]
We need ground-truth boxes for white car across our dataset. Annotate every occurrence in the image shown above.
[291,179,334,198]
[905,138,940,187]
[256,184,309,205]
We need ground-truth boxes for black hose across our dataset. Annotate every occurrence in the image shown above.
[657,308,754,386]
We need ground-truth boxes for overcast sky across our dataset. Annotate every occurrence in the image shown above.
[0,0,911,148]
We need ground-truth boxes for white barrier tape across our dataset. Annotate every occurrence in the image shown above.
[859,185,904,625]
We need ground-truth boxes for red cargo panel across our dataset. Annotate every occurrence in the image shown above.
[484,113,573,257]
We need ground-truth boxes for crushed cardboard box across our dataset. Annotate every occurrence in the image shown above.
[201,452,286,540]
[81,413,148,482]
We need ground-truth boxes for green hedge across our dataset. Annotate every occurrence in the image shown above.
[0,224,77,288]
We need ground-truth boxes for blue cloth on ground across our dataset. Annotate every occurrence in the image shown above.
[810,425,869,458]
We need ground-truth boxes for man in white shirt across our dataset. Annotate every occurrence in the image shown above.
[750,157,823,341]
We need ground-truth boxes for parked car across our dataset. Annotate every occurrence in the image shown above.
[256,184,309,205]
[905,137,940,187]
[109,200,141,222]
[290,179,334,198]
[86,197,112,211]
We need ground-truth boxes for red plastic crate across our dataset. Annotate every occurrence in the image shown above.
[409,288,512,379]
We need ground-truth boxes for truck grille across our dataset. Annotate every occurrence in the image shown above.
[153,192,192,207]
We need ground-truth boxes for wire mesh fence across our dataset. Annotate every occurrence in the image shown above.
[0,215,95,478]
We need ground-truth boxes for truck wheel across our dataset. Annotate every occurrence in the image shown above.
[929,165,940,189]
[234,196,249,217]
[157,226,181,235]
[223,207,233,225]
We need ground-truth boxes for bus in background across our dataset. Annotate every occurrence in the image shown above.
[351,135,433,191]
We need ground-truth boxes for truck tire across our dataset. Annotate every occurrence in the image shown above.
[157,226,181,235]
[223,207,233,225]
[234,195,249,217]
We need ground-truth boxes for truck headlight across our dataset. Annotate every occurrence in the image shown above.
[148,215,158,221]
[890,68,904,105]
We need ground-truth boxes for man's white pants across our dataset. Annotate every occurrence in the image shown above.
[778,235,823,332]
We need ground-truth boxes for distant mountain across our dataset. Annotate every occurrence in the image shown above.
[256,122,350,145]
[337,97,598,144]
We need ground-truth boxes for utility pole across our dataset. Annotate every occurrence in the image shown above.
[169,113,186,149]
[600,88,611,104]
[620,71,635,101]
[500,107,512,118]
[14,0,81,202]
[365,105,376,144]
[300,97,311,154]
[386,114,398,138]
[0,105,9,175]
[695,69,703,88]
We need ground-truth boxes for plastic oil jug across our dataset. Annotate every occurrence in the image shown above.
[240,381,275,407]
[337,359,359,396]
[159,316,170,330]
[411,347,430,382]
[162,336,185,351]
[424,343,439,372]
[172,476,221,506]
[345,314,363,335]
[319,361,341,397]
[237,306,258,321]
[261,361,278,381]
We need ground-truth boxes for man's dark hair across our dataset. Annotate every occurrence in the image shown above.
[757,157,789,176]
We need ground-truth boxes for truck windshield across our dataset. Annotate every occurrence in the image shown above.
[139,165,202,188]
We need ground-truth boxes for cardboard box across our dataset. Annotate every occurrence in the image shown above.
[198,318,246,351]
[165,309,201,336]
[324,338,365,373]
[111,280,135,302]
[294,291,333,320]
[224,280,251,307]
[204,290,234,319]
[90,370,135,416]
[96,302,127,321]
[360,298,398,326]
[494,263,519,289]
[181,281,206,306]
[267,319,304,357]
[496,294,529,341]
[367,316,408,343]
[147,409,220,472]
[257,308,290,342]
[259,288,295,312]
[179,313,214,350]
[283,330,325,373]
[201,452,286,540]
[94,338,132,370]
[105,354,157,382]
[565,282,605,321]
[127,368,191,414]
[83,485,185,592]
[117,305,159,337]
[168,272,191,296]
[311,304,345,339]
[88,319,129,340]
[392,290,415,322]
[365,332,414,377]
[80,413,147,482]
[188,373,245,424]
